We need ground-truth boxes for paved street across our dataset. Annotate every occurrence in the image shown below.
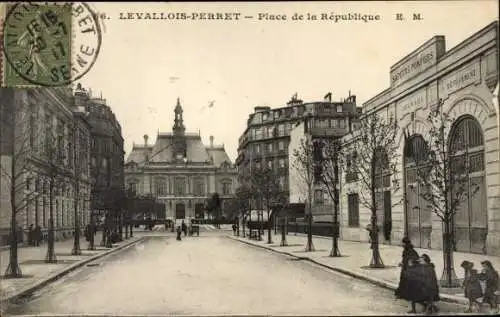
[4,232,467,316]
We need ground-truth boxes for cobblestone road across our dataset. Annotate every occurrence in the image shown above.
[5,233,466,316]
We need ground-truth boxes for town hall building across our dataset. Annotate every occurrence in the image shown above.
[124,99,237,223]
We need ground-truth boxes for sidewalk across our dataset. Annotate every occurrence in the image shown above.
[0,233,144,305]
[229,232,500,306]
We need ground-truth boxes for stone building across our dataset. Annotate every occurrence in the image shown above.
[340,21,500,255]
[124,98,237,223]
[73,85,125,227]
[288,99,360,221]
[0,87,92,244]
[237,93,360,212]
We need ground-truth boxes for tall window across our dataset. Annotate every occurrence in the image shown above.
[128,182,137,194]
[278,124,285,136]
[155,178,166,196]
[174,177,186,196]
[193,178,205,196]
[221,181,232,195]
[267,160,273,170]
[348,193,359,227]
[267,143,273,153]
[279,158,286,169]
[278,141,285,151]
[314,189,324,205]
[255,144,261,154]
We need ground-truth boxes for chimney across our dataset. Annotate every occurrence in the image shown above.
[210,135,214,147]
[143,134,149,146]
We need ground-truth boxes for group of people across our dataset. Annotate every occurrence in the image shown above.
[460,259,499,313]
[176,221,188,241]
[27,224,43,246]
[396,237,499,314]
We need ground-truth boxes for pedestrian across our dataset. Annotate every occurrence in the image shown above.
[419,254,440,314]
[28,224,34,246]
[181,221,187,237]
[395,237,420,312]
[176,226,182,241]
[460,260,483,313]
[404,258,427,313]
[35,225,42,246]
[478,260,499,313]
[232,224,236,235]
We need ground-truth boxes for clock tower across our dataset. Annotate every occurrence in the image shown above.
[172,98,187,161]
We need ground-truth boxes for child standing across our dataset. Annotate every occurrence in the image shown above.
[460,260,483,313]
[478,260,499,314]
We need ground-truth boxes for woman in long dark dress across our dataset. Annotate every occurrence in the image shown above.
[419,254,440,314]
[395,237,420,313]
[479,260,499,313]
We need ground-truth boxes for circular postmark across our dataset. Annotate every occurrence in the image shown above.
[2,2,102,87]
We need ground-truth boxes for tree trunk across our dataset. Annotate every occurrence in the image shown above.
[369,154,384,268]
[280,214,288,247]
[267,209,272,244]
[330,150,341,257]
[45,177,57,263]
[5,206,22,277]
[440,218,460,287]
[72,178,81,255]
[88,211,96,250]
[305,185,315,252]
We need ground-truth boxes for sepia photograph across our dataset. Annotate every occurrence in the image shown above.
[0,1,499,316]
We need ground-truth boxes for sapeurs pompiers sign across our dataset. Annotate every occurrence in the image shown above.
[390,36,446,88]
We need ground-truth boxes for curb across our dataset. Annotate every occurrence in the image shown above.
[1,237,145,306]
[228,236,469,306]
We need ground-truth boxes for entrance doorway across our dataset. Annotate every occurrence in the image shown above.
[195,203,204,219]
[175,203,186,220]
[404,134,432,248]
[449,116,487,254]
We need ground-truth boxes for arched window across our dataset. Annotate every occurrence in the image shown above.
[404,134,432,248]
[448,116,487,254]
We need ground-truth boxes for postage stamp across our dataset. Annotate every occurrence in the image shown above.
[1,2,101,87]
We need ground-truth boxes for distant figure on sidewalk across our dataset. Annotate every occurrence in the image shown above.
[461,260,483,313]
[28,224,34,246]
[232,224,237,235]
[35,225,42,246]
[181,221,187,237]
[478,260,499,313]
[176,226,182,241]
[395,237,420,313]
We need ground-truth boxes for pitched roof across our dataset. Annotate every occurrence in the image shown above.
[126,132,234,166]
[206,147,231,167]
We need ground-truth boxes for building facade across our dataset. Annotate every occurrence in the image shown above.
[237,93,360,211]
[288,103,360,221]
[74,85,125,226]
[0,87,92,244]
[124,98,237,223]
[339,21,500,255]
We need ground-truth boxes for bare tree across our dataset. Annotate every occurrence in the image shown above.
[234,184,251,237]
[314,137,343,257]
[345,112,401,268]
[408,99,478,288]
[291,137,316,252]
[250,166,282,244]
[1,89,35,277]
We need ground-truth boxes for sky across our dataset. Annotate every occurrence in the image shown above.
[76,1,499,162]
